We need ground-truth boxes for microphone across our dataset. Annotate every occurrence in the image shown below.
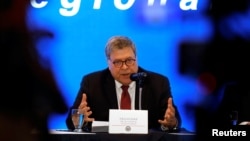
[130,72,147,81]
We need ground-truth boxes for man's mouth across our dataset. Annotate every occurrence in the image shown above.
[120,73,130,77]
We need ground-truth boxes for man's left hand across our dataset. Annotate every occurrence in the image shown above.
[158,97,178,129]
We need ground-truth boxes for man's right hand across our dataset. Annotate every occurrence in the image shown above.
[78,93,95,122]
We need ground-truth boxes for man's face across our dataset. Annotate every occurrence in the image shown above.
[108,47,138,85]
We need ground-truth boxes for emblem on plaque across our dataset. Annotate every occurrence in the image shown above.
[125,126,131,132]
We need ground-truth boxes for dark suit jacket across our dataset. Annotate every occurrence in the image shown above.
[66,67,181,131]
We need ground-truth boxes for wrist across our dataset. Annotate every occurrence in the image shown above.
[161,118,178,131]
[161,124,169,131]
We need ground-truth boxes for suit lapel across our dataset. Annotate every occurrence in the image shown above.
[135,81,139,110]
[103,69,119,109]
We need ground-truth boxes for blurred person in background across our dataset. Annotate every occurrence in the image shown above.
[179,0,250,140]
[0,0,67,141]
[217,81,250,126]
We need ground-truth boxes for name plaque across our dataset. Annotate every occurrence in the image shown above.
[108,109,148,134]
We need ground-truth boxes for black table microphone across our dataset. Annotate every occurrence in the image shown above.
[130,72,147,81]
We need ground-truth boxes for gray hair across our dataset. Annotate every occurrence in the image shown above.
[105,36,136,59]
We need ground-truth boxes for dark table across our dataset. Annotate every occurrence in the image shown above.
[49,129,196,141]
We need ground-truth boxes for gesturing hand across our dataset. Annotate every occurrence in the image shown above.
[158,97,178,129]
[78,93,95,122]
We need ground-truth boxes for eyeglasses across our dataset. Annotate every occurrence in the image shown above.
[111,58,136,68]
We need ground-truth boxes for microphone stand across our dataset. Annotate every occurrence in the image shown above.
[138,79,143,110]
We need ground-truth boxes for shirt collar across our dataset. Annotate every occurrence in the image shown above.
[115,80,135,89]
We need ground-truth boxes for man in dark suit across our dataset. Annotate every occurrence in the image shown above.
[66,35,181,131]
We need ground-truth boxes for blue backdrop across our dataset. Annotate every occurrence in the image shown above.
[26,0,250,132]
